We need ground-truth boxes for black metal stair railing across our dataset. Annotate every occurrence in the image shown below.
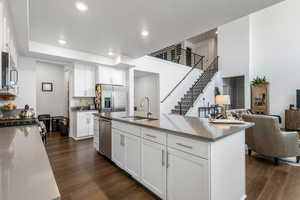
[150,45,204,70]
[171,56,219,115]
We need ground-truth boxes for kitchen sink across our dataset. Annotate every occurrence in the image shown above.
[122,116,158,122]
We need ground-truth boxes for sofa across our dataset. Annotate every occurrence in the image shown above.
[243,114,300,164]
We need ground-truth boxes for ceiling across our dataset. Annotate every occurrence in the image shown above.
[9,0,284,60]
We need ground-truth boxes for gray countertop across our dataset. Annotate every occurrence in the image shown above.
[0,125,60,200]
[94,113,254,141]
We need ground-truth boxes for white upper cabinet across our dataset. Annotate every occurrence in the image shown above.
[96,65,125,85]
[73,63,96,97]
[1,3,18,67]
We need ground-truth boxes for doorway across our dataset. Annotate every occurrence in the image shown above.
[186,47,192,67]
[134,70,160,118]
[223,76,245,109]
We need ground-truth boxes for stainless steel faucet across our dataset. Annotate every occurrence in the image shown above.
[145,97,152,118]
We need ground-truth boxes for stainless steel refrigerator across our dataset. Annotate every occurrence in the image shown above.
[95,84,128,112]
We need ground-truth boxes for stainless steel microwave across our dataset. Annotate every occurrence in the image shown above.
[1,52,18,89]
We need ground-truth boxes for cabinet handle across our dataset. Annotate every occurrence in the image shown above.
[120,135,125,146]
[120,135,122,146]
[176,143,193,149]
[146,134,157,139]
[162,149,165,166]
[167,152,170,168]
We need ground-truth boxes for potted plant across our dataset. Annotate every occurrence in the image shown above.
[251,76,268,85]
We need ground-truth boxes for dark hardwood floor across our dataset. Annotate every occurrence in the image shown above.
[45,132,300,200]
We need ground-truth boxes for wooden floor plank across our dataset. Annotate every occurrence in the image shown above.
[45,132,300,200]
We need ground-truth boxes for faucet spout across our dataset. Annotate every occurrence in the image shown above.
[145,97,152,118]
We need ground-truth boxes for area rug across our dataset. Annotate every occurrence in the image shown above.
[251,152,300,167]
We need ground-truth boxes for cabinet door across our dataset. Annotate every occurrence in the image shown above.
[88,113,94,136]
[86,66,95,97]
[167,148,209,200]
[124,133,141,180]
[93,117,99,138]
[112,69,125,85]
[73,64,86,97]
[93,117,99,151]
[97,66,113,85]
[141,139,166,199]
[76,113,89,138]
[112,129,125,168]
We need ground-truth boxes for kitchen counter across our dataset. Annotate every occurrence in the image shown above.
[94,113,253,141]
[0,125,60,200]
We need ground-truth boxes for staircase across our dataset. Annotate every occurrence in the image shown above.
[171,57,219,115]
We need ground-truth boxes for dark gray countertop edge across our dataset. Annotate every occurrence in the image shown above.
[93,113,254,142]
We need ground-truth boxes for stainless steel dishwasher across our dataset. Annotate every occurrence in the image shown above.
[99,117,112,159]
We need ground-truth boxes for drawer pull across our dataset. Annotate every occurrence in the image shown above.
[176,143,193,149]
[162,149,165,166]
[146,134,157,139]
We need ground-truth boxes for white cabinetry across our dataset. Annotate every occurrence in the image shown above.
[124,133,141,180]
[167,147,209,200]
[112,127,141,180]
[97,65,125,85]
[93,116,99,151]
[75,111,97,139]
[112,128,125,167]
[141,139,166,199]
[109,120,246,200]
[73,63,96,97]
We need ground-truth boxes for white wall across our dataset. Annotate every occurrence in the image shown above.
[14,57,37,110]
[216,0,300,124]
[218,16,251,108]
[250,0,300,121]
[134,73,160,118]
[124,56,202,115]
[36,61,68,116]
[185,38,218,68]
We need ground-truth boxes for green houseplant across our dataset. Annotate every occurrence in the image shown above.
[251,76,268,85]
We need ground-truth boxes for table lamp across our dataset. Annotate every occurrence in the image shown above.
[215,95,231,119]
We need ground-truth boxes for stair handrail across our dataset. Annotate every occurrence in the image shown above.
[151,45,204,68]
[161,55,205,103]
[190,56,219,107]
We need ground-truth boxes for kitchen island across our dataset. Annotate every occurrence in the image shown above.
[0,125,60,200]
[94,113,253,200]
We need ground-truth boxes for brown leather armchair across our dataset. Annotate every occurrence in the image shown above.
[243,114,300,164]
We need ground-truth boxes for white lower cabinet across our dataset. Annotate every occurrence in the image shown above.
[75,111,97,139]
[141,139,166,199]
[167,148,209,200]
[124,133,141,181]
[112,128,125,168]
[111,122,210,200]
[112,128,141,180]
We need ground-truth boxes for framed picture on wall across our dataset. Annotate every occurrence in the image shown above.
[42,82,53,92]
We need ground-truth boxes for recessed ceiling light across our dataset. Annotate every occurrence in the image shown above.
[76,2,88,12]
[215,31,218,34]
[58,39,67,45]
[108,51,114,56]
[141,30,149,37]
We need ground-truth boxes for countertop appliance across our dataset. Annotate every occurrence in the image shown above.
[98,117,112,159]
[95,84,128,113]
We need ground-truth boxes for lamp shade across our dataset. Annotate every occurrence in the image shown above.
[216,95,231,105]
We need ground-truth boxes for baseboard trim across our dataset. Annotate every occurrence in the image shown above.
[71,135,94,141]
